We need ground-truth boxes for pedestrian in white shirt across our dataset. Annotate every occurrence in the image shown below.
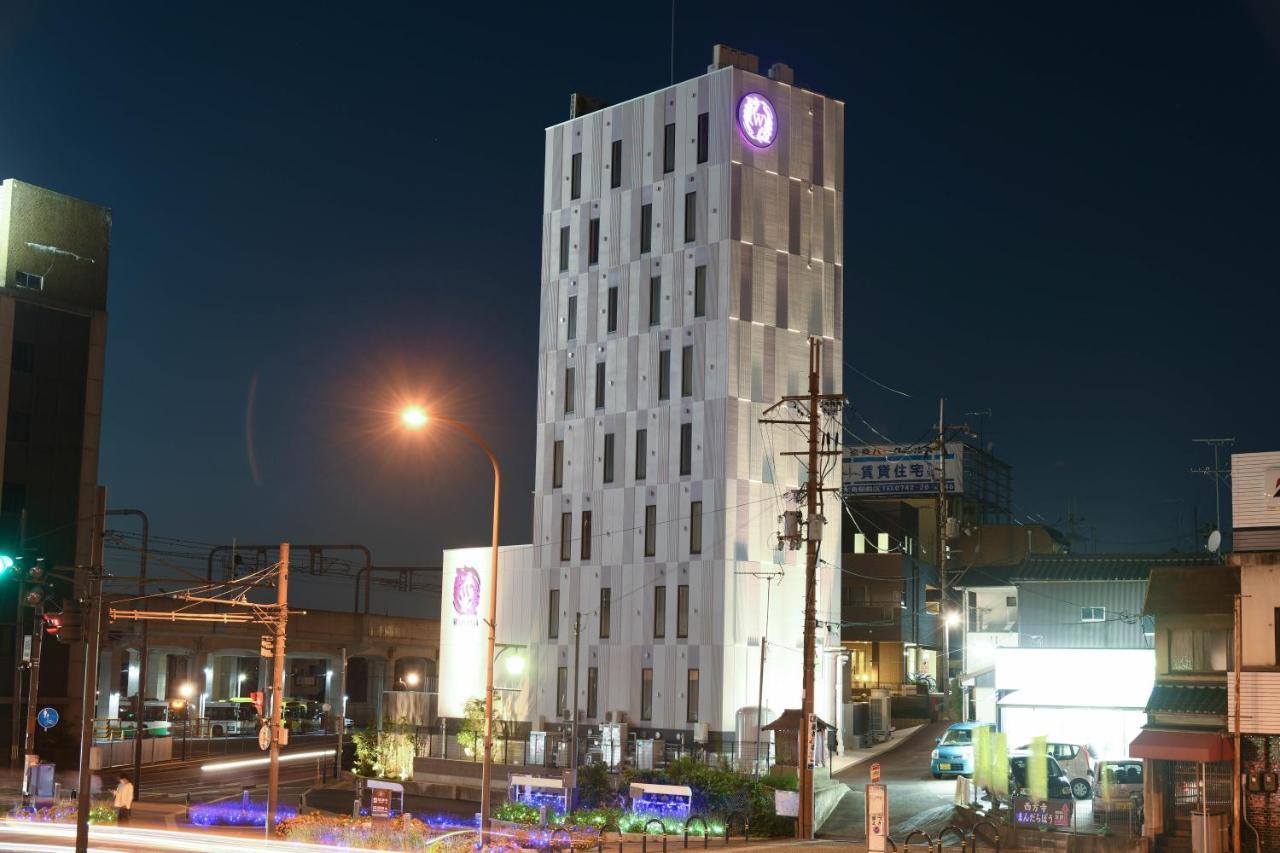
[113,774,134,823]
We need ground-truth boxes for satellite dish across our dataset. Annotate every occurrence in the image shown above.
[1207,530,1222,553]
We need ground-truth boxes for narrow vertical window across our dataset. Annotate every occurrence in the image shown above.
[681,345,694,397]
[564,366,575,414]
[610,140,622,189]
[557,666,569,718]
[658,350,671,400]
[559,226,570,272]
[663,122,676,173]
[641,668,653,720]
[654,586,666,638]
[560,512,573,562]
[607,286,619,333]
[684,191,696,243]
[570,152,582,200]
[677,584,689,638]
[694,265,706,317]
[696,112,709,164]
[635,429,648,480]
[552,440,564,489]
[581,510,592,560]
[548,589,560,639]
[567,294,577,341]
[644,504,657,557]
[649,276,661,326]
[690,500,703,555]
[595,362,606,409]
[679,422,692,476]
[588,217,600,266]
[640,203,653,254]
[686,669,700,722]
[602,433,615,484]
[587,666,599,718]
[599,587,611,638]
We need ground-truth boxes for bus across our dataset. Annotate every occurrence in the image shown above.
[119,699,173,738]
[204,699,260,736]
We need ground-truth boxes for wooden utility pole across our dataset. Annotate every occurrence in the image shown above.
[759,337,844,841]
[22,599,43,771]
[75,486,107,853]
[266,542,289,835]
[335,646,347,776]
[1233,593,1242,853]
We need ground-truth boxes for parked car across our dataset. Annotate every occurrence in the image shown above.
[1014,741,1097,799]
[931,721,995,778]
[1008,751,1074,800]
[1093,759,1144,813]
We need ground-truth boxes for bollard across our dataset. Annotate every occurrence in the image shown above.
[185,792,191,822]
[642,818,666,853]
[970,819,1000,852]
[938,825,967,850]
[684,815,709,849]
[903,830,932,850]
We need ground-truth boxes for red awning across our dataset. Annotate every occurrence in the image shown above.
[1129,730,1234,762]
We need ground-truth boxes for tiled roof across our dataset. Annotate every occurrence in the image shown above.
[1143,566,1239,616]
[959,553,1216,587]
[1145,683,1228,716]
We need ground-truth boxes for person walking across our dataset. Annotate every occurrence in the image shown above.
[113,774,134,823]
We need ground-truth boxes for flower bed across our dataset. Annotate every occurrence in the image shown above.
[189,800,298,827]
[8,803,117,824]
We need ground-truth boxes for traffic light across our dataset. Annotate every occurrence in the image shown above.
[54,600,83,644]
[0,554,15,575]
[42,612,62,638]
[21,558,48,608]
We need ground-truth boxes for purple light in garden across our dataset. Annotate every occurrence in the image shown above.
[738,93,777,148]
[188,800,297,827]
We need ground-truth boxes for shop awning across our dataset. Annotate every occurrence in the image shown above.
[1129,729,1234,762]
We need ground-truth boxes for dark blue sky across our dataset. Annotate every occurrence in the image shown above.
[2,2,1277,565]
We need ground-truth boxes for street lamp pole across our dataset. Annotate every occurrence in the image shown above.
[403,410,501,845]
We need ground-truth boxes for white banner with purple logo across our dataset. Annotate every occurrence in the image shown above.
[842,442,964,497]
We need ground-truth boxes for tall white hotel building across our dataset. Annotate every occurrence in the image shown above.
[440,46,844,747]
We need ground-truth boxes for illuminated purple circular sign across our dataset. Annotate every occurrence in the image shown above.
[738,93,778,148]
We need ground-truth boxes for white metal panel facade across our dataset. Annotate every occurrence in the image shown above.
[524,65,844,737]
[1228,671,1280,734]
[1231,451,1280,530]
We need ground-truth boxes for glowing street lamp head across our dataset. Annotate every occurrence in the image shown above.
[405,671,420,688]
[505,654,526,676]
[178,681,195,699]
[401,406,429,430]
[237,673,247,683]
[945,611,961,628]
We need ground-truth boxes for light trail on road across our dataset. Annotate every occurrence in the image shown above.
[0,819,405,852]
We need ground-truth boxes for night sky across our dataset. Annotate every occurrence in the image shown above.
[2,2,1277,570]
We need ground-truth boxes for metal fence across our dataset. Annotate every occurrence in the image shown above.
[414,730,776,773]
[90,719,338,764]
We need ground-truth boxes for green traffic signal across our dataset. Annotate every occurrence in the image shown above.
[0,555,14,573]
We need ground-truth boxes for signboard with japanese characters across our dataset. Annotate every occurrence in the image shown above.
[843,443,964,497]
[866,783,888,852]
[1011,796,1072,828]
[370,787,393,821]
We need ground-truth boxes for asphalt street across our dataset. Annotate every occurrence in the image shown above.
[819,721,958,842]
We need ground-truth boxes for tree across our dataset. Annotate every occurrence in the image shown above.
[458,698,485,757]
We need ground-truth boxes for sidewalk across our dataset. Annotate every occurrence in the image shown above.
[829,725,925,777]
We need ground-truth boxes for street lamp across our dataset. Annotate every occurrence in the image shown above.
[404,672,420,689]
[399,404,501,845]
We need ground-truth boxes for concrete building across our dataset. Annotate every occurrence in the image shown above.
[439,45,845,751]
[0,179,110,754]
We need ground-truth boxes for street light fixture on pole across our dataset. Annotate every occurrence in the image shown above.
[400,405,502,846]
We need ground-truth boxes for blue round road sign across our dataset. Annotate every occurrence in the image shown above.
[37,707,58,730]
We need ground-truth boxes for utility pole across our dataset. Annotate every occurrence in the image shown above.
[1190,438,1234,541]
[22,598,43,782]
[1233,593,1242,853]
[107,509,148,800]
[10,508,28,769]
[759,337,844,841]
[75,486,107,853]
[937,398,950,721]
[335,646,347,776]
[569,611,582,811]
[266,542,289,836]
[754,574,773,778]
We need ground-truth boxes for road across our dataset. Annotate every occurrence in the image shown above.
[819,721,958,842]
